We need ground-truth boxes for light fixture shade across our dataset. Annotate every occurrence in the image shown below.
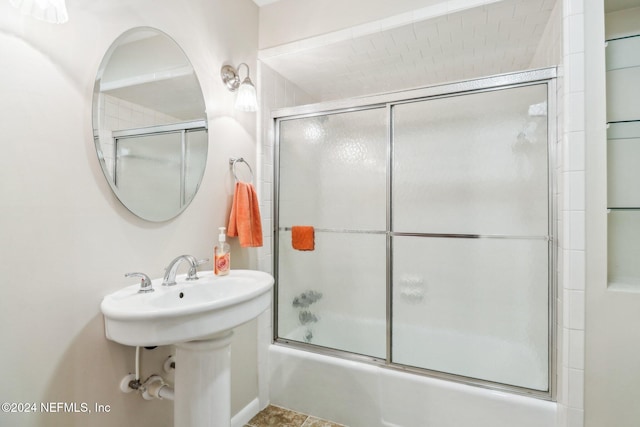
[10,0,68,24]
[234,78,258,112]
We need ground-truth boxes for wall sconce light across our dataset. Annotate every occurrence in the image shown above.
[10,0,68,24]
[220,63,258,112]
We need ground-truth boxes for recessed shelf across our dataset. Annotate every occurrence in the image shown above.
[607,120,640,139]
[606,34,640,123]
[606,34,640,71]
[607,131,640,207]
[608,210,640,291]
[606,33,640,291]
[608,281,640,293]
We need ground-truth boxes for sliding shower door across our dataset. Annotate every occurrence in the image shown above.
[114,127,207,221]
[274,69,555,396]
[115,132,183,218]
[276,108,388,358]
[391,84,550,391]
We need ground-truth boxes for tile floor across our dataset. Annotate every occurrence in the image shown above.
[245,405,347,427]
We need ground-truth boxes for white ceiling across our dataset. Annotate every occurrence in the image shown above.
[260,0,558,102]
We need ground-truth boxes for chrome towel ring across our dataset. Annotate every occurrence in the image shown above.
[229,157,254,183]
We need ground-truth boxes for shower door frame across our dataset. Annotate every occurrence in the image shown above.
[271,67,557,401]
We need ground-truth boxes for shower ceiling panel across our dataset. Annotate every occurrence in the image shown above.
[260,0,558,101]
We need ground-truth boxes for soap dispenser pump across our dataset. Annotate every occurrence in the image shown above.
[214,227,230,276]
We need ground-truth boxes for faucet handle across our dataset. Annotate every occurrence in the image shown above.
[125,272,154,293]
[186,258,209,281]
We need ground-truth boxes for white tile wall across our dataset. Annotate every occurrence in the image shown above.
[566,131,586,171]
[568,329,585,369]
[559,1,586,426]
[256,62,316,409]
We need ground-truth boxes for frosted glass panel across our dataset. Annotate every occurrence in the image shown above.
[184,129,207,202]
[278,108,387,230]
[608,211,640,290]
[393,84,549,236]
[392,236,549,390]
[277,231,386,358]
[115,132,182,219]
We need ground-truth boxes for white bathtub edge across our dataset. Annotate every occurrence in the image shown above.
[269,344,557,427]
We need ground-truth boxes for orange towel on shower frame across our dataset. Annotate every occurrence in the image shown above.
[291,226,315,251]
[227,182,263,247]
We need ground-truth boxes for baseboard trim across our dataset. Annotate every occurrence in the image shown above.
[232,397,261,427]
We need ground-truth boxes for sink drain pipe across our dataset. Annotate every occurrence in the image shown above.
[142,375,174,401]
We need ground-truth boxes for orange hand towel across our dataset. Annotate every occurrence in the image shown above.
[292,226,315,251]
[227,182,263,248]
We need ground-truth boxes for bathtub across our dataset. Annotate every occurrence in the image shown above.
[281,312,549,391]
[269,342,556,427]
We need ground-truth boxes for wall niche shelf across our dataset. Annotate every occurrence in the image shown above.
[606,34,640,291]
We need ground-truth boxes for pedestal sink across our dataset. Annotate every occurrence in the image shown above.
[100,269,274,427]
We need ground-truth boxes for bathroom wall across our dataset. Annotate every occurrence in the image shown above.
[0,1,260,426]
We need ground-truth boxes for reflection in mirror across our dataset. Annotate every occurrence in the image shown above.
[92,27,207,222]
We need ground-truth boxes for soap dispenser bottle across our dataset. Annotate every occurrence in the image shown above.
[214,227,230,276]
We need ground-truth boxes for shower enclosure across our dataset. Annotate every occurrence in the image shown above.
[104,121,207,221]
[273,68,556,397]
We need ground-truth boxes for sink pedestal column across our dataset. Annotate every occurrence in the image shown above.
[174,331,234,427]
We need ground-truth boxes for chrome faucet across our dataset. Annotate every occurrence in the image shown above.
[125,272,154,293]
[162,255,203,286]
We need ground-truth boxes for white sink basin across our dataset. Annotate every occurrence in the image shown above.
[101,269,273,346]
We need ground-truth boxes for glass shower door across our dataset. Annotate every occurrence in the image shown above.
[115,128,207,220]
[391,84,551,391]
[277,108,388,358]
[115,132,183,219]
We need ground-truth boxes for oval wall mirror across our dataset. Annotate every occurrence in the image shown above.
[92,27,207,222]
